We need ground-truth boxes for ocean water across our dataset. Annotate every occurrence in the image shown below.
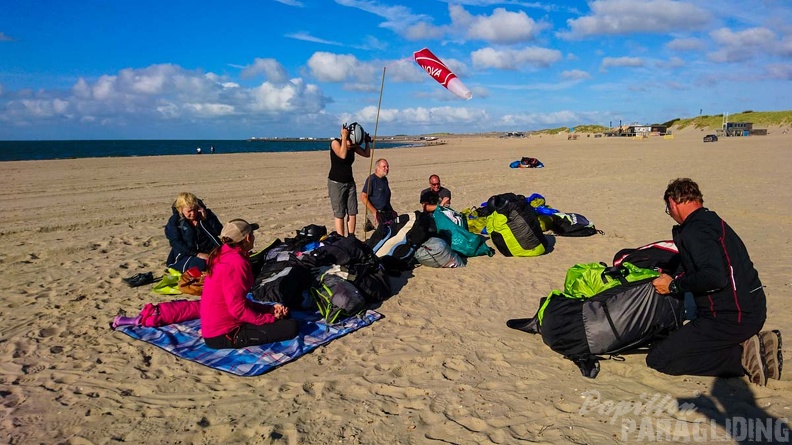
[0,139,410,162]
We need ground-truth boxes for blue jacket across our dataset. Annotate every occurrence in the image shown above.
[165,200,223,267]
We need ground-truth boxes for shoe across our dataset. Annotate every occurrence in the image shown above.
[363,220,375,232]
[742,334,768,386]
[759,330,783,380]
[123,272,155,288]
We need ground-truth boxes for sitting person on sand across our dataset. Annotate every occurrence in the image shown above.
[201,219,299,349]
[165,192,223,272]
[419,175,451,208]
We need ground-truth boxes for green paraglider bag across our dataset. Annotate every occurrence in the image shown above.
[152,268,183,295]
[563,261,659,299]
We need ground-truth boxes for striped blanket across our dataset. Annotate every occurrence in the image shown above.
[115,310,383,376]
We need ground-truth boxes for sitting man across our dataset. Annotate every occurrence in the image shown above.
[420,175,451,208]
[361,158,396,230]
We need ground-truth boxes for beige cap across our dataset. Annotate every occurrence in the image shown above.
[220,219,259,243]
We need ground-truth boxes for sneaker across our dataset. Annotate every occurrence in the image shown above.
[741,334,768,386]
[759,330,783,380]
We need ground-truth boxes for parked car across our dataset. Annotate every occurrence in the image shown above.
[703,134,718,142]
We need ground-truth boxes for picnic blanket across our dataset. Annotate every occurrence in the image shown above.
[115,310,383,376]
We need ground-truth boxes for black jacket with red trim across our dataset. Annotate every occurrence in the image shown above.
[672,207,765,324]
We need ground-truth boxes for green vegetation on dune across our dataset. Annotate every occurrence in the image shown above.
[666,110,792,130]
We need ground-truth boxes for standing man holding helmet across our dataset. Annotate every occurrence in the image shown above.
[327,122,372,237]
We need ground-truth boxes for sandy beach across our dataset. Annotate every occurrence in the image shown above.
[1,127,791,444]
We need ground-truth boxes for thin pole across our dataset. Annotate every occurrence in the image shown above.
[364,67,386,241]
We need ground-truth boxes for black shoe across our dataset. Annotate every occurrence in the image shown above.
[123,272,155,288]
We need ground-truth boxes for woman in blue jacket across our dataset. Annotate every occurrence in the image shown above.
[165,192,223,272]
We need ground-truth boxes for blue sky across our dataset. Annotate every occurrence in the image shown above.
[1,0,790,140]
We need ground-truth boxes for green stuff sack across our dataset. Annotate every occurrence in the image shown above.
[152,268,183,295]
[485,193,547,257]
[563,261,659,299]
[460,207,487,235]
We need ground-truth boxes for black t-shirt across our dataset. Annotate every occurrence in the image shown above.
[328,138,355,183]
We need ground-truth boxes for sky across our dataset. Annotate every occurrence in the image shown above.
[1,0,790,140]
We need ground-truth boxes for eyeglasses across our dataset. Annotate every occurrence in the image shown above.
[429,182,440,187]
[664,203,670,215]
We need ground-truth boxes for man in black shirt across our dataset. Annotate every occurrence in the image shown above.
[647,178,781,386]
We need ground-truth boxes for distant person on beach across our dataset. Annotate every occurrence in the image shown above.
[196,147,202,154]
[328,123,372,237]
[165,192,223,272]
[419,174,451,208]
[210,145,215,154]
[646,178,780,386]
[361,158,396,229]
[201,219,299,349]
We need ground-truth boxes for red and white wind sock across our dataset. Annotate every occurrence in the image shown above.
[413,47,472,100]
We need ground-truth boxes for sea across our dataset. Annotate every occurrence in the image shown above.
[0,139,412,162]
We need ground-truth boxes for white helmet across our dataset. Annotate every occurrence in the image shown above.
[347,122,365,145]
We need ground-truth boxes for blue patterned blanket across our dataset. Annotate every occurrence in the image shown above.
[115,310,383,376]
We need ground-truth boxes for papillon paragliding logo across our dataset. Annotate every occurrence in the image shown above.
[413,48,472,100]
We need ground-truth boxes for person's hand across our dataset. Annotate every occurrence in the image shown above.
[341,125,349,141]
[652,273,673,295]
[365,132,373,144]
[197,252,209,260]
[272,304,289,320]
[196,207,207,221]
[440,197,451,207]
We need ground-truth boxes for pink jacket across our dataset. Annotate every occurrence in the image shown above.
[200,244,275,338]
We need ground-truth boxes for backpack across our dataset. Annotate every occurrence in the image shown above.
[550,212,603,237]
[485,193,548,257]
[432,206,494,258]
[311,273,366,324]
[613,240,681,275]
[508,262,684,378]
[367,212,434,261]
[414,237,467,268]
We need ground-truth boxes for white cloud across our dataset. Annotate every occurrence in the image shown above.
[450,5,547,44]
[561,69,591,80]
[241,58,289,82]
[708,27,777,62]
[766,64,792,80]
[285,32,343,46]
[561,0,710,39]
[601,56,644,71]
[274,0,304,6]
[500,110,605,127]
[472,46,563,69]
[306,52,379,84]
[0,32,14,42]
[665,37,705,52]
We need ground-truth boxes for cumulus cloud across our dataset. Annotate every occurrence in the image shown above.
[450,5,547,44]
[561,0,710,39]
[0,63,329,127]
[665,37,705,52]
[708,27,776,62]
[471,46,563,69]
[307,52,378,82]
[600,56,644,71]
[241,58,289,82]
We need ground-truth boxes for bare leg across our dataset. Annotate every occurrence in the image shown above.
[334,217,346,237]
[348,215,357,237]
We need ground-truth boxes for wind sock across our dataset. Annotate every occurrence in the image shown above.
[413,48,472,100]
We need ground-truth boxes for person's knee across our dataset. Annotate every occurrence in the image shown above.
[646,348,669,373]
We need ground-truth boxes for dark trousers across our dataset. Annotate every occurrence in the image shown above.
[646,315,764,377]
[169,255,208,272]
[204,319,300,349]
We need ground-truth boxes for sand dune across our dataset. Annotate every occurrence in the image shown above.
[1,128,790,444]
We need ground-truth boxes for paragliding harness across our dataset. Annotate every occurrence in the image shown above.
[508,262,684,378]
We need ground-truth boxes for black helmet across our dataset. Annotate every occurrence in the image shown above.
[347,122,365,145]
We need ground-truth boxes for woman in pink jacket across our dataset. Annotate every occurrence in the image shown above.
[201,219,299,349]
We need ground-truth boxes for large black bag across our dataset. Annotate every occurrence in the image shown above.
[250,252,313,309]
[509,266,684,378]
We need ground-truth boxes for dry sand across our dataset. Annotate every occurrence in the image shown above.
[1,128,791,444]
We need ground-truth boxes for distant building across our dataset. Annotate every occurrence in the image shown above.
[625,124,667,137]
[724,122,753,136]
